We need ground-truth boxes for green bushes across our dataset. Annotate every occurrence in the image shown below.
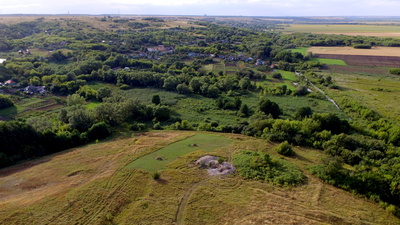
[271,72,282,79]
[119,84,131,90]
[389,68,400,75]
[353,44,372,49]
[0,94,13,109]
[232,150,304,186]
[275,141,295,156]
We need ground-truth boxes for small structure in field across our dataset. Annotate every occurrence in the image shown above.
[192,143,198,147]
[196,155,236,176]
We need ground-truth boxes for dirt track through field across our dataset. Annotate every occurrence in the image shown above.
[176,177,212,225]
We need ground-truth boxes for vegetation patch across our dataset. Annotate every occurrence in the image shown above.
[310,58,347,65]
[232,150,305,186]
[126,133,232,172]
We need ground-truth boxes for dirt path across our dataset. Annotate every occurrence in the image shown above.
[175,177,212,225]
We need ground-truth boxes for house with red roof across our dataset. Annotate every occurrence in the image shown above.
[4,80,16,86]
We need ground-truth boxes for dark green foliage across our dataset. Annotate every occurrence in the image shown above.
[353,44,372,49]
[295,85,308,96]
[97,87,112,101]
[275,141,295,156]
[295,106,313,120]
[389,68,400,75]
[232,150,304,186]
[85,122,111,141]
[151,171,161,179]
[271,72,282,79]
[152,95,161,105]
[238,104,249,117]
[258,98,282,119]
[154,106,171,121]
[0,94,14,109]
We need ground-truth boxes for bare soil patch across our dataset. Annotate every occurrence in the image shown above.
[315,54,400,67]
[309,46,400,57]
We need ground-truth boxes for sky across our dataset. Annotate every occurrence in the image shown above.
[1,0,400,16]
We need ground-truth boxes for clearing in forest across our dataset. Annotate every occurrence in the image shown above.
[126,133,232,172]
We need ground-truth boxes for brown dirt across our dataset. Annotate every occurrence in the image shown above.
[316,54,400,67]
[309,46,400,57]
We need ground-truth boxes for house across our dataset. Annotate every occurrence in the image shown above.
[158,52,164,56]
[25,49,31,55]
[24,86,46,94]
[270,64,276,69]
[210,54,215,58]
[109,41,114,45]
[147,48,157,53]
[157,45,165,51]
[124,67,130,70]
[245,57,253,62]
[255,59,266,66]
[60,41,67,46]
[18,50,24,55]
[140,52,147,57]
[188,52,197,57]
[219,55,225,59]
[4,80,16,86]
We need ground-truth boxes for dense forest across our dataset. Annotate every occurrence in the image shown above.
[1,17,400,216]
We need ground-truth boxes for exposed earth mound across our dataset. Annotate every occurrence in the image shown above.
[196,155,236,176]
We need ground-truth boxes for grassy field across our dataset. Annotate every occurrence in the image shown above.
[200,62,225,74]
[282,24,400,37]
[310,57,347,65]
[126,133,232,172]
[0,131,398,224]
[309,46,400,56]
[288,47,309,55]
[317,70,400,123]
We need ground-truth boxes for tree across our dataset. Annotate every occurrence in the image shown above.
[271,72,282,79]
[238,104,249,117]
[163,77,178,91]
[258,98,282,119]
[176,83,191,94]
[29,76,41,86]
[97,87,112,101]
[234,96,242,109]
[239,77,251,90]
[66,71,76,81]
[67,94,85,106]
[0,94,13,109]
[295,106,313,120]
[295,85,308,96]
[275,141,295,156]
[207,85,219,98]
[152,94,161,105]
[154,106,171,121]
[189,77,202,94]
[67,107,95,132]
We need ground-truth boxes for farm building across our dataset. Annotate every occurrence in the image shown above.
[4,80,16,86]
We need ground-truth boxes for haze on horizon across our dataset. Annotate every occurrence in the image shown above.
[1,0,400,17]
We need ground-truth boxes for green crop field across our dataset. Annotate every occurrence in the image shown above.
[288,47,309,55]
[310,57,347,65]
[126,133,232,172]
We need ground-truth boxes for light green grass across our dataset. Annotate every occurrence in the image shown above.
[311,58,347,66]
[288,47,309,55]
[0,105,23,116]
[126,133,232,172]
[86,102,100,110]
[279,70,297,81]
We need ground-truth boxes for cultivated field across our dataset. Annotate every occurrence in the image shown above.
[315,54,400,67]
[282,24,400,37]
[0,131,398,224]
[309,46,400,57]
